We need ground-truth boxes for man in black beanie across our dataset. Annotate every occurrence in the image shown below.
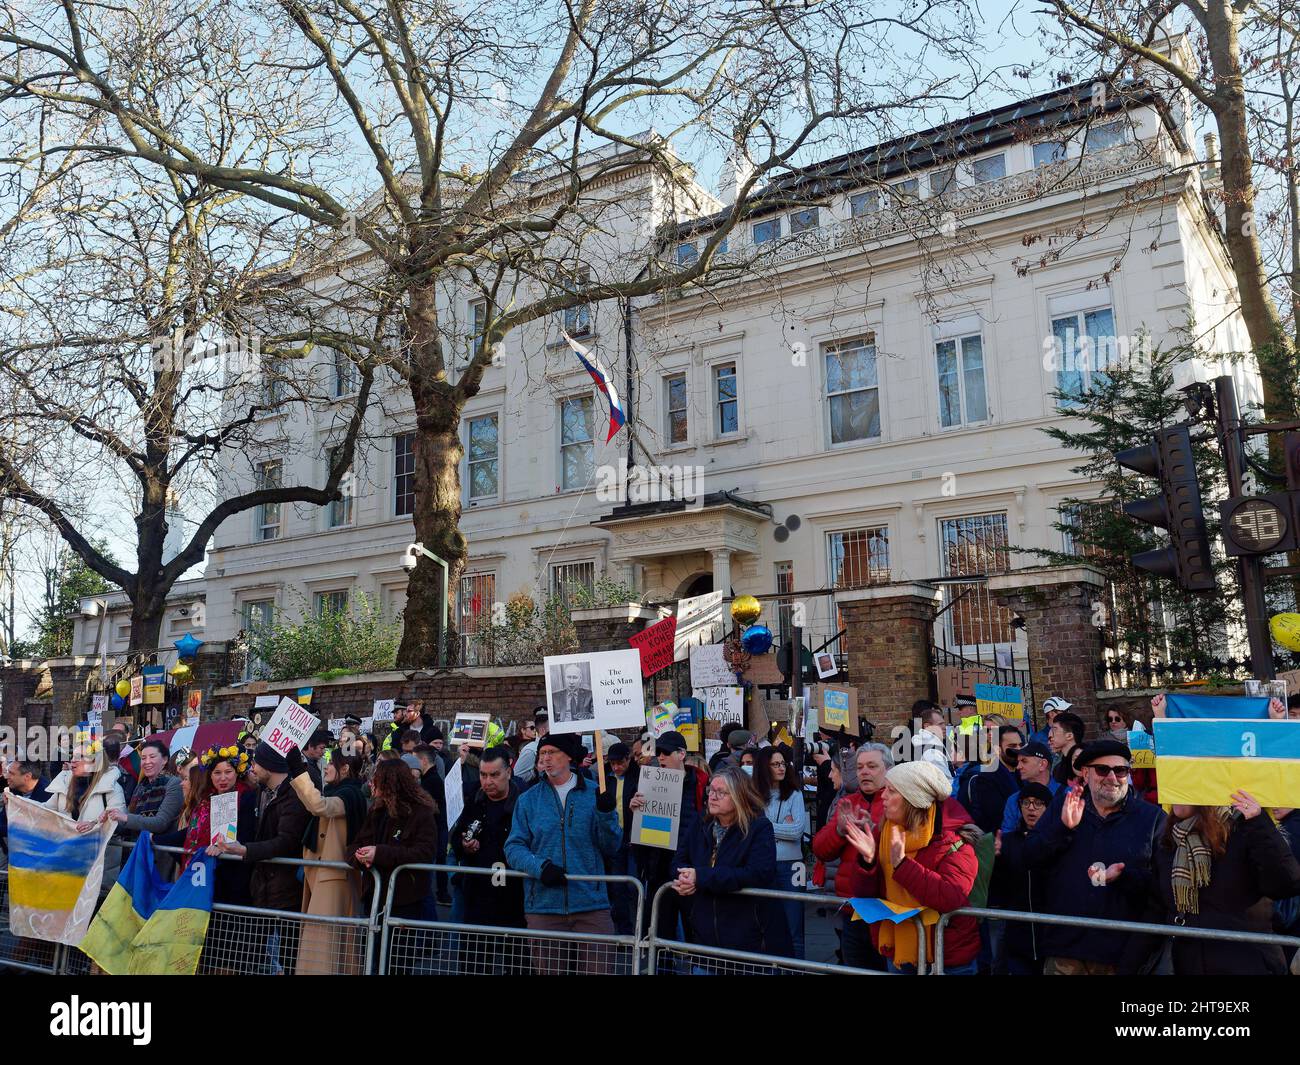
[209,741,311,973]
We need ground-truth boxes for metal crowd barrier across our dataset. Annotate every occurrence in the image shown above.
[933,906,1300,974]
[645,881,923,975]
[377,863,645,976]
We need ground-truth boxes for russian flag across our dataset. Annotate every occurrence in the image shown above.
[563,330,626,443]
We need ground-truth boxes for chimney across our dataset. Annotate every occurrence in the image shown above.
[1203,132,1219,178]
[724,151,754,206]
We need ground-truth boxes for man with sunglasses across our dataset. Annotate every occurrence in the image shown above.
[1023,739,1165,976]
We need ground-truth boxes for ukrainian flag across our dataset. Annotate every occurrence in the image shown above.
[1153,718,1300,807]
[80,832,215,975]
[637,814,675,848]
[5,795,116,945]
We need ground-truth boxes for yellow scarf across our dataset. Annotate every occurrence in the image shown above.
[875,805,942,967]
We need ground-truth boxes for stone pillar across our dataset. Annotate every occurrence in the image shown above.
[569,604,662,653]
[711,549,732,598]
[988,565,1107,731]
[835,581,942,735]
[0,660,46,733]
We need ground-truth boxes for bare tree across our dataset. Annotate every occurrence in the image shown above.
[1,0,1001,665]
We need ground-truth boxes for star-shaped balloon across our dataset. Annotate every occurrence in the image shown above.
[174,632,202,659]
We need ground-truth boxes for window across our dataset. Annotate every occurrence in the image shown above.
[850,191,881,217]
[469,299,488,359]
[929,167,956,198]
[560,270,592,337]
[327,445,353,528]
[560,395,595,490]
[332,350,357,398]
[789,208,820,233]
[466,413,499,502]
[935,333,989,428]
[314,590,348,617]
[752,217,782,245]
[241,600,274,680]
[255,461,282,540]
[1085,119,1126,153]
[550,561,595,608]
[827,528,890,589]
[665,373,688,444]
[676,241,699,266]
[775,561,795,646]
[1033,141,1067,167]
[938,513,1013,647]
[888,178,919,204]
[394,432,416,516]
[1051,302,1118,404]
[971,154,1006,184]
[459,573,496,665]
[1060,502,1111,559]
[714,364,739,435]
[262,357,285,406]
[824,337,880,444]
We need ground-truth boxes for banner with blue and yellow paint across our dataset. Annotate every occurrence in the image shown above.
[4,794,117,944]
[1153,717,1300,807]
[80,832,215,975]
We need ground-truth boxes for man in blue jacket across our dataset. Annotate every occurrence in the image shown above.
[504,731,622,974]
[1022,739,1165,975]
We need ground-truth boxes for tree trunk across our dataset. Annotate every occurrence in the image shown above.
[127,593,166,655]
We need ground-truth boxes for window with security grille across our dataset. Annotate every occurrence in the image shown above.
[775,561,795,645]
[550,561,595,608]
[459,573,496,665]
[938,513,1013,646]
[315,590,348,617]
[1059,502,1113,561]
[827,528,890,589]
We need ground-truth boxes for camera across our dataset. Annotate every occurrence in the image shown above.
[463,819,483,844]
[400,548,418,572]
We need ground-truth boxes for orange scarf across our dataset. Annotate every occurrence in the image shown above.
[875,805,942,968]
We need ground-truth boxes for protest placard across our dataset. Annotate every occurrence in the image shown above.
[743,652,784,686]
[697,686,744,726]
[254,694,279,710]
[544,649,646,735]
[262,696,320,756]
[1128,727,1155,769]
[974,683,1024,721]
[814,651,838,680]
[810,684,859,735]
[210,791,239,845]
[1152,718,1300,806]
[142,666,165,705]
[674,590,724,662]
[130,675,144,707]
[372,699,396,722]
[689,643,734,688]
[451,712,490,748]
[628,615,677,677]
[326,718,345,738]
[648,702,675,738]
[445,760,464,831]
[630,766,685,850]
[91,694,109,716]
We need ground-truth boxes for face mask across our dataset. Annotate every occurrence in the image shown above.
[741,765,753,776]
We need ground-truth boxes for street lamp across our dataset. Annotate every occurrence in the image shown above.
[400,542,448,666]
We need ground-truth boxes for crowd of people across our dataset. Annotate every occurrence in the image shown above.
[3,692,1300,976]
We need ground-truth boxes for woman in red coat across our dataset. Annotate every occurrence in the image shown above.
[844,760,981,974]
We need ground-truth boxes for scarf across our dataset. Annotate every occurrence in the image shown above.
[1171,809,1225,914]
[128,774,172,821]
[875,805,942,968]
[305,777,367,850]
[181,803,212,870]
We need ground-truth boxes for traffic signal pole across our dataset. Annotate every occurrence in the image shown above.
[1215,376,1276,679]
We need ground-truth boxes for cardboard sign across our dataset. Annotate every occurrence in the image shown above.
[444,760,464,833]
[1128,728,1155,769]
[142,666,166,705]
[697,686,744,726]
[326,718,345,738]
[210,791,239,845]
[628,615,677,677]
[704,738,722,762]
[811,684,859,736]
[359,715,374,735]
[372,699,396,723]
[974,683,1024,721]
[648,702,676,738]
[91,694,109,716]
[544,649,647,735]
[129,675,144,707]
[674,590,724,662]
[743,652,785,686]
[254,694,279,710]
[654,677,675,703]
[689,643,735,688]
[630,766,684,850]
[678,722,701,752]
[451,712,490,748]
[262,696,320,756]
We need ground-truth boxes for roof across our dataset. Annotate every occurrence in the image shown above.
[593,490,771,525]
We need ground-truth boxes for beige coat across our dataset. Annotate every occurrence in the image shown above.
[291,773,364,975]
[44,767,127,880]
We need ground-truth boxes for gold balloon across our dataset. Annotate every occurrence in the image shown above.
[169,662,193,684]
[730,594,762,627]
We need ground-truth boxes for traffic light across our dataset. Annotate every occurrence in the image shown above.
[1219,494,1299,556]
[1116,425,1215,591]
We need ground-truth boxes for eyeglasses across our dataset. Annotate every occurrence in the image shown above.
[1020,799,1048,811]
[1106,715,1125,724]
[707,787,729,797]
[769,760,786,768]
[1089,764,1130,779]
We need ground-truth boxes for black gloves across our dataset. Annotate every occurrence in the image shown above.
[595,782,616,813]
[539,861,567,887]
[285,746,307,778]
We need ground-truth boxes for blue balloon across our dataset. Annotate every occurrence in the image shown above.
[174,632,202,659]
[110,692,126,710]
[741,624,773,655]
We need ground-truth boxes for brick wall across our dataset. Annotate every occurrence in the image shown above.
[570,605,659,653]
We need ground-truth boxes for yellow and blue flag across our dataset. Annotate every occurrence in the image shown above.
[4,795,116,945]
[849,898,922,924]
[80,832,215,975]
[1152,717,1300,807]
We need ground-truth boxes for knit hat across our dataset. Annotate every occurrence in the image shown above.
[253,742,289,774]
[537,733,583,763]
[1075,739,1131,767]
[886,760,952,809]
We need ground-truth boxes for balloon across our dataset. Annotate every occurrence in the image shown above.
[110,693,126,710]
[169,662,193,684]
[1270,613,1300,652]
[741,623,773,655]
[731,594,762,627]
[174,632,202,659]
[115,679,131,699]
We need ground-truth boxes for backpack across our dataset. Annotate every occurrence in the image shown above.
[948,830,997,910]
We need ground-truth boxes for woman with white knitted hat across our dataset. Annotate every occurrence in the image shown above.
[842,759,983,974]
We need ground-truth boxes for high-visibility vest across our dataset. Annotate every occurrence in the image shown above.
[380,722,400,752]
